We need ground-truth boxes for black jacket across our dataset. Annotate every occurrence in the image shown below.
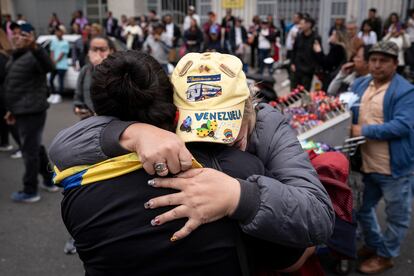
[103,17,118,36]
[229,26,248,52]
[61,144,265,275]
[4,47,54,115]
[291,31,322,75]
[0,53,9,113]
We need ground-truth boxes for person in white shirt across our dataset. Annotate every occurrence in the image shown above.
[123,17,143,50]
[358,22,377,46]
[257,20,276,75]
[183,6,200,32]
[383,25,410,74]
[286,12,303,54]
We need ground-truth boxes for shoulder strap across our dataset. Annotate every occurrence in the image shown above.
[209,153,251,276]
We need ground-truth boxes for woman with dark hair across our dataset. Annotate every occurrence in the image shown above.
[313,30,351,90]
[48,13,61,34]
[183,18,203,53]
[73,36,116,119]
[358,21,378,46]
[385,12,402,35]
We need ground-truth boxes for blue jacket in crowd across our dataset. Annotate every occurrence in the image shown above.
[351,74,414,178]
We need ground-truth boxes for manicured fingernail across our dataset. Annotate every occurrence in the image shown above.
[170,235,178,242]
[148,179,156,186]
[144,201,152,209]
[150,218,160,226]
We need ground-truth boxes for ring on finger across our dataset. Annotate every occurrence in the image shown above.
[154,162,168,173]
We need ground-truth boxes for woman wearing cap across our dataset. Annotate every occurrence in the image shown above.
[52,51,315,275]
[49,53,334,252]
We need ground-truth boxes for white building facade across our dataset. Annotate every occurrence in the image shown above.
[2,0,413,41]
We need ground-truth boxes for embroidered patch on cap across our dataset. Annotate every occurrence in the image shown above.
[222,128,235,143]
[186,83,222,102]
[196,120,218,138]
[187,74,221,83]
[179,116,192,133]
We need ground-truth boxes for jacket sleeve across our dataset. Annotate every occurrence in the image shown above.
[32,46,55,73]
[362,88,414,140]
[327,70,347,96]
[231,104,335,247]
[73,66,87,108]
[48,116,135,170]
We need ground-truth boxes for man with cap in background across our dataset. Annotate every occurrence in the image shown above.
[4,22,57,203]
[350,41,414,274]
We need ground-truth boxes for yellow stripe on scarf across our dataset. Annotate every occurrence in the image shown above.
[53,153,203,187]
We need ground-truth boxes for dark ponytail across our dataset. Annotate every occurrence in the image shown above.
[90,50,176,130]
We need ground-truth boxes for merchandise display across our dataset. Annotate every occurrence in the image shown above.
[269,87,352,147]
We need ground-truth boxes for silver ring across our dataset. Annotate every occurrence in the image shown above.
[154,162,168,173]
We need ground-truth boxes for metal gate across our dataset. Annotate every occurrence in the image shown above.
[147,0,197,24]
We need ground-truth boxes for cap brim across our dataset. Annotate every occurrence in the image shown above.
[368,50,398,58]
[176,101,245,144]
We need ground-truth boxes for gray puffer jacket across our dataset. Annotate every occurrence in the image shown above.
[49,103,334,247]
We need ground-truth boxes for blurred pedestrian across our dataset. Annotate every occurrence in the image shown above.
[361,8,383,40]
[91,23,103,37]
[183,5,200,31]
[257,19,277,75]
[163,14,181,63]
[143,22,171,72]
[328,44,371,96]
[329,18,346,36]
[406,9,414,73]
[182,18,203,54]
[71,23,81,34]
[148,10,159,24]
[48,25,69,104]
[72,24,91,69]
[117,14,128,40]
[346,20,364,57]
[138,15,149,39]
[383,24,410,74]
[229,17,248,72]
[163,14,180,44]
[247,15,261,68]
[221,8,235,53]
[290,16,321,90]
[384,13,402,36]
[358,22,378,46]
[103,11,118,37]
[286,12,303,59]
[48,13,61,34]
[16,14,27,25]
[74,10,88,30]
[203,11,222,52]
[74,36,116,120]
[2,14,15,41]
[123,17,143,50]
[0,30,14,152]
[314,30,351,90]
[351,41,414,275]
[4,28,57,203]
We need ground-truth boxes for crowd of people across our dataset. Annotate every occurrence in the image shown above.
[1,5,414,276]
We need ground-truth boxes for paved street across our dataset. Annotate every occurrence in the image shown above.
[0,99,413,276]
